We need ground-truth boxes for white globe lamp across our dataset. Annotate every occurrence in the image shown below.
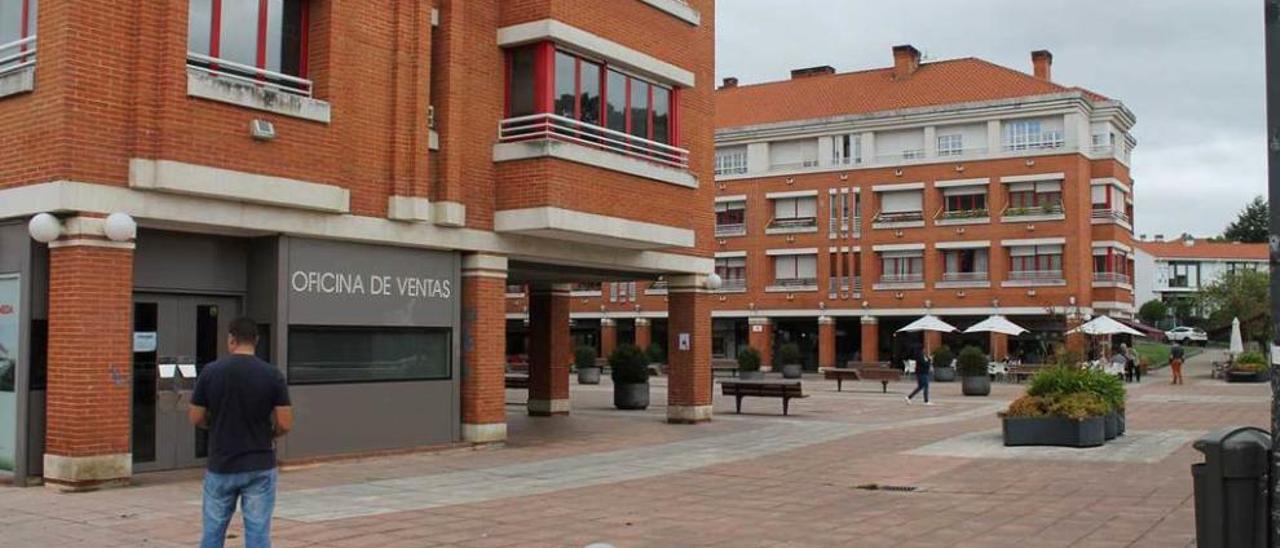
[103,212,137,242]
[27,213,62,243]
[706,272,723,290]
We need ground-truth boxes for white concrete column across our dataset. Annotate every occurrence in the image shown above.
[923,126,937,158]
[986,120,1002,154]
[860,132,876,164]
[747,142,770,174]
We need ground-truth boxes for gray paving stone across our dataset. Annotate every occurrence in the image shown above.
[904,429,1202,463]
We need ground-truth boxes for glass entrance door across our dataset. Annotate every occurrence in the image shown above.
[132,294,239,472]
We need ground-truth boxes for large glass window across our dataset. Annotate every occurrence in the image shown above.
[1009,245,1064,277]
[0,0,37,74]
[507,47,537,118]
[287,326,451,384]
[605,69,628,133]
[715,200,746,233]
[715,257,746,286]
[553,51,577,119]
[715,146,748,175]
[774,255,817,284]
[1007,181,1062,211]
[0,274,19,471]
[187,0,310,94]
[943,249,988,276]
[937,134,963,156]
[880,252,923,282]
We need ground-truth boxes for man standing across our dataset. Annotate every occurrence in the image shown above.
[190,317,293,548]
[1170,341,1186,385]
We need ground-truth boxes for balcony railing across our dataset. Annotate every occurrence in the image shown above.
[1002,203,1064,218]
[767,217,818,230]
[187,52,313,97]
[1091,208,1131,224]
[879,273,923,284]
[0,35,36,78]
[827,276,862,296]
[1008,270,1065,282]
[936,208,990,221]
[1002,131,1065,152]
[873,211,925,224]
[1093,272,1131,284]
[498,113,690,169]
[718,278,747,291]
[715,223,746,237]
[773,277,817,288]
[768,159,820,172]
[646,280,669,293]
[942,271,989,282]
[937,146,989,157]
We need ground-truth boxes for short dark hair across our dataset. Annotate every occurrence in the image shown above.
[228,317,260,346]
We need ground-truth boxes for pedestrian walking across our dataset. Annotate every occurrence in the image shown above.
[1125,343,1140,383]
[1170,341,1185,385]
[190,317,294,548]
[1109,346,1127,381]
[905,347,933,405]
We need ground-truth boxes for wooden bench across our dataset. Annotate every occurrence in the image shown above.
[720,380,807,415]
[505,373,529,389]
[711,358,739,378]
[851,366,902,393]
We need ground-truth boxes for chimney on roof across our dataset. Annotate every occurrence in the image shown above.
[1182,234,1195,246]
[720,77,738,89]
[1138,234,1148,241]
[1031,50,1053,81]
[892,45,921,79]
[790,65,836,79]
[1154,234,1165,242]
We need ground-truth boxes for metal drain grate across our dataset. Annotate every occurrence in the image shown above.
[854,483,918,492]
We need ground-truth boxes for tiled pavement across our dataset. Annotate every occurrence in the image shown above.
[0,351,1269,547]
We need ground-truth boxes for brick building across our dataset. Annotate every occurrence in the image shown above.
[0,0,715,488]
[507,46,1137,371]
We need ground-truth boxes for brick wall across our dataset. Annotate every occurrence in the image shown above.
[461,273,506,426]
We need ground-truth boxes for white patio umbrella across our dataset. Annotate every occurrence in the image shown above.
[963,315,1029,336]
[1066,315,1145,337]
[896,314,958,333]
[1229,317,1244,356]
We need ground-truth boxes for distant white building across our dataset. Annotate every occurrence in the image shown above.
[1133,235,1267,318]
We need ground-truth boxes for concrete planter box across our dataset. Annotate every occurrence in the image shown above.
[780,364,803,379]
[933,367,957,382]
[613,382,650,410]
[1103,413,1120,440]
[1002,416,1106,448]
[739,371,764,380]
[577,366,601,385]
[1227,370,1267,383]
[961,375,990,396]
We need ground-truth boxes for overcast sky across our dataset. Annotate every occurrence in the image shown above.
[716,0,1267,239]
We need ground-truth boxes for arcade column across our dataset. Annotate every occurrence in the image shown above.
[600,317,617,359]
[860,316,879,363]
[747,317,773,370]
[460,253,508,443]
[634,317,652,350]
[527,284,571,416]
[818,316,836,369]
[666,274,712,424]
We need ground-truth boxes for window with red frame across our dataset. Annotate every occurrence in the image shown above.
[0,0,37,72]
[187,0,310,93]
[944,192,986,213]
[1009,245,1063,274]
[506,44,676,145]
[880,253,923,278]
[1008,181,1063,210]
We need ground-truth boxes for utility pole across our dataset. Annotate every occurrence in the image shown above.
[1266,1,1280,544]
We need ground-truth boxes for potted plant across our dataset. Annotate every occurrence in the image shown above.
[931,346,956,382]
[777,343,803,379]
[737,347,763,380]
[575,345,601,385]
[646,342,666,375]
[999,366,1120,448]
[957,346,989,396]
[1228,352,1268,383]
[610,344,650,410]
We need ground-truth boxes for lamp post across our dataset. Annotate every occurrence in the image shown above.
[1265,0,1280,542]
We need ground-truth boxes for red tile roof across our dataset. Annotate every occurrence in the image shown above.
[1134,239,1268,260]
[716,58,1111,129]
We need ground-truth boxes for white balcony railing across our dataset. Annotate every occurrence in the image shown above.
[1093,272,1131,284]
[767,217,818,230]
[498,113,690,169]
[828,276,863,296]
[718,278,747,291]
[942,271,989,282]
[1091,208,1131,224]
[1008,270,1064,282]
[0,35,37,78]
[715,223,746,237]
[873,210,925,224]
[773,277,817,288]
[1002,131,1065,152]
[187,52,313,97]
[768,160,820,172]
[879,273,923,284]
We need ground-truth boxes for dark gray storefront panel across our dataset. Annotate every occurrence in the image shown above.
[133,230,249,294]
[279,238,461,459]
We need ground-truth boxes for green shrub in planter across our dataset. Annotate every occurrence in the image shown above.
[737,347,761,372]
[574,346,597,370]
[610,344,650,385]
[957,346,987,377]
[1027,365,1125,413]
[646,342,666,365]
[777,343,802,366]
[931,346,954,369]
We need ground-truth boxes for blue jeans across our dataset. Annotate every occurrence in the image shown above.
[908,374,930,402]
[201,468,278,548]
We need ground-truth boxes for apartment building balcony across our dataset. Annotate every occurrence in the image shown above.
[766,277,818,292]
[644,280,669,295]
[0,35,36,98]
[765,217,819,235]
[1001,131,1065,152]
[715,222,747,237]
[1092,272,1132,288]
[716,277,747,293]
[936,271,991,289]
[1000,203,1065,223]
[1090,144,1133,164]
[828,217,862,237]
[1091,208,1132,227]
[934,207,990,227]
[873,273,924,291]
[827,276,863,298]
[872,210,925,230]
[1002,270,1066,287]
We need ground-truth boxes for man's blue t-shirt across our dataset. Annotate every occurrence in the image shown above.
[191,354,291,473]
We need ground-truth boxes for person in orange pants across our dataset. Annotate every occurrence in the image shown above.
[1170,342,1185,385]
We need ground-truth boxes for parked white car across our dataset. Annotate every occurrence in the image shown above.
[1165,326,1208,345]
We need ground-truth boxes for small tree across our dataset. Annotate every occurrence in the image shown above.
[645,342,666,364]
[777,343,802,366]
[736,347,762,372]
[1223,195,1269,243]
[957,346,987,377]
[609,344,650,384]
[931,345,954,369]
[573,346,597,370]
[1196,269,1271,345]
[1137,299,1167,326]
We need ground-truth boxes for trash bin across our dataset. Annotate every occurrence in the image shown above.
[1192,426,1270,548]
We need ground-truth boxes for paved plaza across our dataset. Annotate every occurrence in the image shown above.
[0,352,1268,547]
